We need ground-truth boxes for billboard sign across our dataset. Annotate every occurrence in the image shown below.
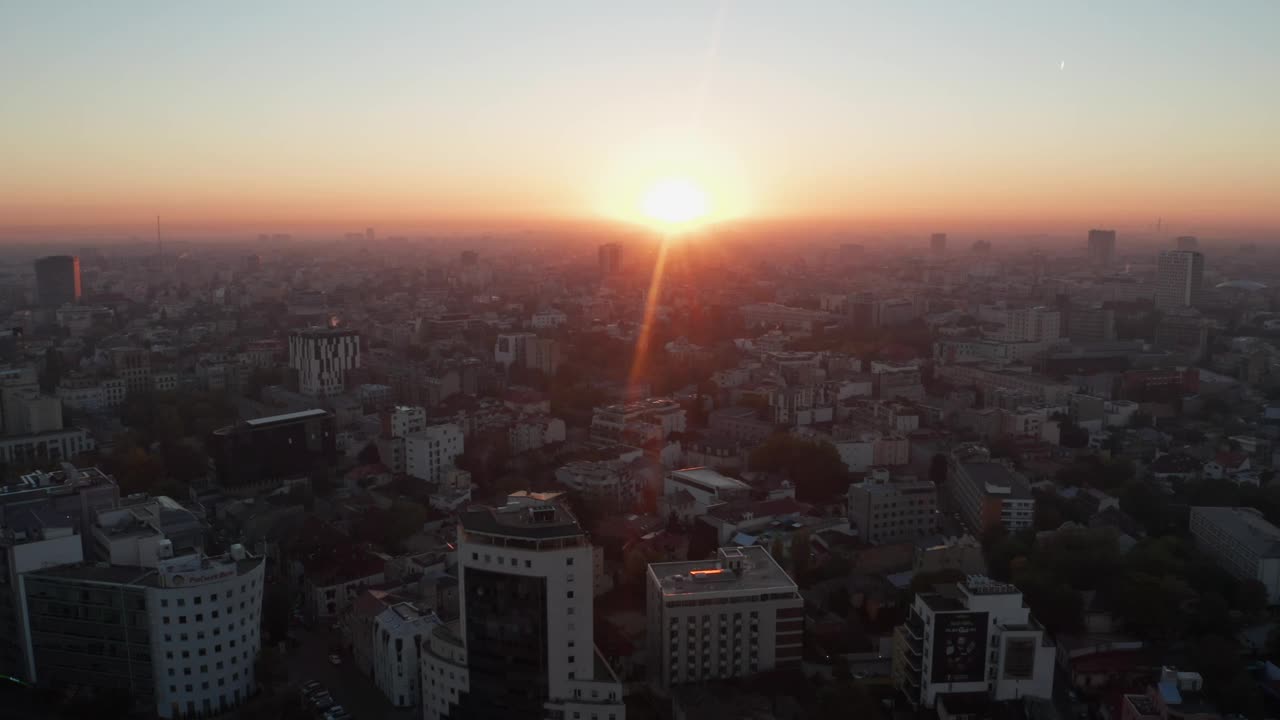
[930,611,988,684]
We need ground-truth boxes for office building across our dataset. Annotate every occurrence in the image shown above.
[494,332,536,369]
[847,471,938,544]
[1065,305,1116,343]
[378,405,427,474]
[208,409,336,491]
[1087,229,1116,267]
[591,398,686,445]
[21,544,264,719]
[1155,250,1204,309]
[599,243,622,275]
[894,576,1054,709]
[946,446,1034,535]
[420,494,625,719]
[405,423,464,484]
[931,233,947,253]
[34,255,81,308]
[1176,235,1199,251]
[110,347,153,394]
[646,546,802,692]
[1188,506,1280,604]
[372,602,440,708]
[288,327,361,397]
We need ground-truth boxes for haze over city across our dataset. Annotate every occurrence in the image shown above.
[8,4,1280,720]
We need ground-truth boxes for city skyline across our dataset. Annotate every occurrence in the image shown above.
[3,2,1279,237]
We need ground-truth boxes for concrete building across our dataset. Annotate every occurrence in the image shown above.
[420,495,625,719]
[664,468,750,521]
[209,409,336,491]
[288,327,361,397]
[947,446,1035,535]
[21,545,264,719]
[707,406,774,445]
[405,423,464,484]
[931,233,947,253]
[34,255,81,308]
[894,576,1055,709]
[494,332,536,369]
[531,309,568,329]
[109,347,153,394]
[591,398,686,445]
[1087,229,1116,267]
[1155,250,1204,309]
[1188,506,1280,604]
[555,453,648,512]
[372,602,440,708]
[646,546,802,692]
[847,470,938,544]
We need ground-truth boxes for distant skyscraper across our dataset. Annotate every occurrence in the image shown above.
[33,256,81,308]
[1087,229,1116,266]
[460,250,479,266]
[971,240,991,254]
[365,227,375,242]
[1176,235,1199,251]
[598,242,622,275]
[1155,250,1205,309]
[930,233,947,253]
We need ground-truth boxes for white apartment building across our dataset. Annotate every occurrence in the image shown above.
[981,305,1061,344]
[405,423,464,484]
[895,576,1055,709]
[421,495,625,720]
[531,309,568,329]
[288,327,361,397]
[508,414,566,455]
[494,332,536,368]
[646,546,803,692]
[22,545,265,719]
[372,602,439,708]
[591,398,686,444]
[1189,506,1280,604]
[848,470,938,544]
[1155,250,1205,309]
[556,454,647,511]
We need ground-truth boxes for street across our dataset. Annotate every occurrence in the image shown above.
[285,626,418,720]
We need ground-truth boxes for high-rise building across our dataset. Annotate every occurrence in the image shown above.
[1176,235,1199,251]
[894,576,1055,709]
[1087,229,1116,266]
[930,233,947,253]
[420,494,625,719]
[598,243,622,275]
[1155,250,1205,309]
[646,546,802,692]
[288,327,361,396]
[365,227,375,242]
[34,255,81,308]
[460,250,479,266]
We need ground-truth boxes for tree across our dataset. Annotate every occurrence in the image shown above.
[790,529,812,581]
[356,442,381,466]
[770,536,786,565]
[1237,579,1268,617]
[261,582,291,643]
[749,435,849,502]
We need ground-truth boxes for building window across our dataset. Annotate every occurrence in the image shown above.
[566,557,574,566]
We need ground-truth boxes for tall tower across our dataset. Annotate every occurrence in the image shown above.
[421,494,625,719]
[1087,229,1116,267]
[1155,250,1205,309]
[598,243,622,275]
[33,256,82,308]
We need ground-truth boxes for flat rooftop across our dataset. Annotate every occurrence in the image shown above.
[669,468,750,493]
[960,462,1031,499]
[1191,506,1280,558]
[460,499,584,540]
[650,546,797,596]
[243,408,331,427]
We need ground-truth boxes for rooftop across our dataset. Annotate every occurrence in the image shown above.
[1191,506,1280,558]
[669,467,750,493]
[650,546,797,596]
[460,496,584,540]
[242,408,331,427]
[959,461,1031,499]
[7,464,115,500]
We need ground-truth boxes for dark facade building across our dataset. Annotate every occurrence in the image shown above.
[209,409,335,491]
[34,255,82,308]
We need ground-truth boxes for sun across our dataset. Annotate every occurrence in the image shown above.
[641,178,709,227]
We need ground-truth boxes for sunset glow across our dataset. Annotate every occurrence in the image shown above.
[641,178,710,227]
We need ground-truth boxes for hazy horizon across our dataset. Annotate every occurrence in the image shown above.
[4,1,1279,237]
